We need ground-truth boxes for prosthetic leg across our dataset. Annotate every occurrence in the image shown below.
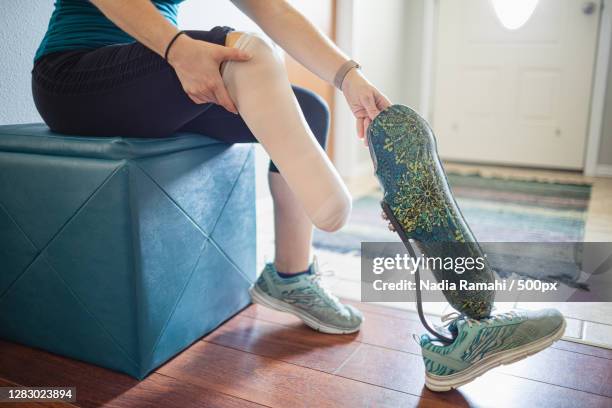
[367,105,495,342]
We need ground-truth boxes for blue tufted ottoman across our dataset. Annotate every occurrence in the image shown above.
[0,124,256,379]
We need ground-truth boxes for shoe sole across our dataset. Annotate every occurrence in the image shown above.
[424,318,567,392]
[249,285,362,334]
[367,105,495,319]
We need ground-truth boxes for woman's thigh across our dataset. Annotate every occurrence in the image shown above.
[179,85,330,148]
[31,27,233,138]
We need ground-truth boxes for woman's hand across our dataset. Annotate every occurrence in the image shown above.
[341,69,391,146]
[167,35,251,113]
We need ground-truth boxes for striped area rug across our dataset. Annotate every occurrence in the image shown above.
[313,173,591,254]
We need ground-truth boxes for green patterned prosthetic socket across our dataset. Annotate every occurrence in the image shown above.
[367,105,494,319]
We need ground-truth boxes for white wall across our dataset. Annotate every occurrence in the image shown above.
[403,0,428,111]
[0,1,53,125]
[333,0,425,182]
[178,0,262,33]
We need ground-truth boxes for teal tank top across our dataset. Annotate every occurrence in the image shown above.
[35,0,185,61]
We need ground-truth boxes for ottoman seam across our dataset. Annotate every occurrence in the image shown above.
[131,148,254,284]
[139,147,255,364]
[44,257,141,371]
[0,164,124,302]
[209,147,254,237]
[142,239,209,367]
[129,162,210,239]
[205,146,255,284]
[0,200,38,253]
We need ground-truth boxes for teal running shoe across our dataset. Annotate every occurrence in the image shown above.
[249,260,363,334]
[367,104,495,319]
[419,309,566,391]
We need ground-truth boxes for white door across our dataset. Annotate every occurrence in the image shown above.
[432,0,601,169]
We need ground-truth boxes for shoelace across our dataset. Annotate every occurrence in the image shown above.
[310,269,337,298]
[308,261,343,307]
[412,311,521,345]
[440,310,519,328]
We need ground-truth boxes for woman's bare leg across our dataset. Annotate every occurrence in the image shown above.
[269,172,313,273]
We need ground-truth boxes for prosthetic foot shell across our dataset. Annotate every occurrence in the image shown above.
[367,105,494,319]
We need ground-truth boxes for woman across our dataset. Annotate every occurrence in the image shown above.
[32,0,392,334]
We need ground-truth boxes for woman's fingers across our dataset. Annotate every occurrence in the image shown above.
[356,117,364,140]
[186,77,237,113]
[376,91,392,110]
[360,93,380,120]
[356,117,371,147]
[363,117,371,146]
[187,90,206,105]
[211,78,238,113]
[216,45,252,63]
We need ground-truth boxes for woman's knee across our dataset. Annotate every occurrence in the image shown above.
[293,86,330,149]
[225,32,283,65]
[225,31,244,48]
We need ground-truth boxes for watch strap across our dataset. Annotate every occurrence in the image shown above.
[334,59,360,90]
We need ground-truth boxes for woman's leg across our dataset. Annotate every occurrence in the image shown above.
[268,172,313,273]
[268,86,331,273]
[31,27,235,138]
[182,31,362,333]
[180,83,331,274]
[221,32,351,233]
[228,30,336,272]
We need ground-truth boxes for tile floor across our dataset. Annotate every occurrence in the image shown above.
[255,163,612,349]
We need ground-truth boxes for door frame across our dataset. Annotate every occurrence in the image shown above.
[421,0,611,176]
[585,0,611,176]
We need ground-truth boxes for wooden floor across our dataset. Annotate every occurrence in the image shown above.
[1,300,611,408]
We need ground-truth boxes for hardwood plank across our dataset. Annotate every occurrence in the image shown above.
[230,304,612,399]
[240,304,423,355]
[240,304,304,327]
[241,303,423,353]
[0,400,75,407]
[357,311,424,355]
[344,300,422,321]
[0,340,139,408]
[245,302,612,360]
[456,371,611,408]
[157,341,449,408]
[354,306,612,359]
[245,299,422,324]
[205,314,360,373]
[0,378,20,386]
[102,373,265,408]
[0,340,263,408]
[554,340,612,360]
[345,306,612,398]
[335,343,612,408]
[497,346,612,397]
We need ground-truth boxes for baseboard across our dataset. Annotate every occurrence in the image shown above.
[595,164,612,177]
